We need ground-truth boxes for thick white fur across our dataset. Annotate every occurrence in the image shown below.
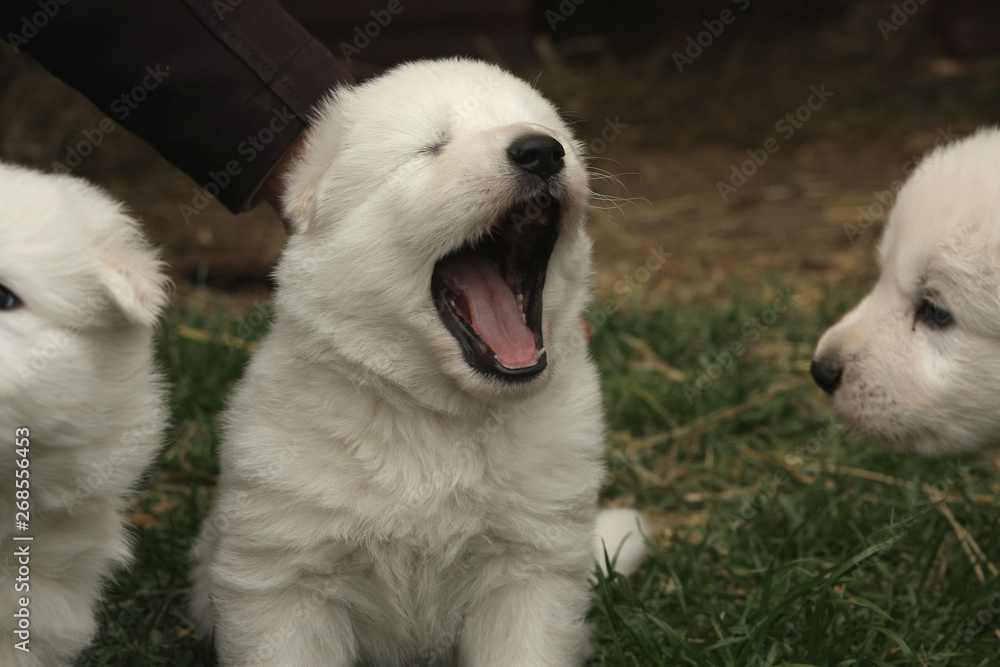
[814,127,1000,455]
[192,59,645,666]
[0,163,169,665]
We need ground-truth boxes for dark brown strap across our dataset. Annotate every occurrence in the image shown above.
[2,0,353,213]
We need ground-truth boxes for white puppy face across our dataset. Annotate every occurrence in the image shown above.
[0,164,169,413]
[278,59,592,406]
[0,164,169,666]
[812,127,1000,455]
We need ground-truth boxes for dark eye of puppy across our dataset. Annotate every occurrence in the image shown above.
[915,298,953,328]
[0,284,21,310]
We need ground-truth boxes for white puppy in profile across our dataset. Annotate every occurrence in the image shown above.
[812,127,1000,455]
[0,163,169,665]
[192,59,645,666]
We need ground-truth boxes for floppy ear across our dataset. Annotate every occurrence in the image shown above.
[98,215,171,329]
[280,91,350,234]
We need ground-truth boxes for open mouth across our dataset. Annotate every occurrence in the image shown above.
[432,197,560,381]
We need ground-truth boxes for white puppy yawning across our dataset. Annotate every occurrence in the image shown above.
[192,59,645,666]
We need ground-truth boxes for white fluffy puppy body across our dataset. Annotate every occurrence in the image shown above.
[0,163,168,665]
[813,127,1000,455]
[194,60,642,666]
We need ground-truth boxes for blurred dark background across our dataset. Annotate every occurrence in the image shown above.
[283,0,1000,66]
[2,0,999,309]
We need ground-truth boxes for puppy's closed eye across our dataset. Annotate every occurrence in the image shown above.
[0,283,21,310]
[913,298,953,330]
[417,139,447,156]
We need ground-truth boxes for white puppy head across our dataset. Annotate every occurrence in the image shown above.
[0,163,170,409]
[812,127,1000,455]
[277,59,592,406]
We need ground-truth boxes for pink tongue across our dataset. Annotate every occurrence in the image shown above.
[438,255,539,369]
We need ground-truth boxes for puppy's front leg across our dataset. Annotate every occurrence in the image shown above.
[458,572,592,667]
[212,586,357,667]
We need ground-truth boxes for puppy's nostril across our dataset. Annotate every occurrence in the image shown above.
[507,135,565,179]
[810,357,844,395]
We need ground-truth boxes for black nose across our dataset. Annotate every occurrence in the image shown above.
[810,357,843,395]
[507,135,565,179]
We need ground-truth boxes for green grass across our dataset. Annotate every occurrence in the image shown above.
[79,281,1000,666]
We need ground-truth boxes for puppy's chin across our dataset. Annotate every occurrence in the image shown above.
[445,352,555,401]
[436,326,558,401]
[835,400,992,457]
[861,429,988,458]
